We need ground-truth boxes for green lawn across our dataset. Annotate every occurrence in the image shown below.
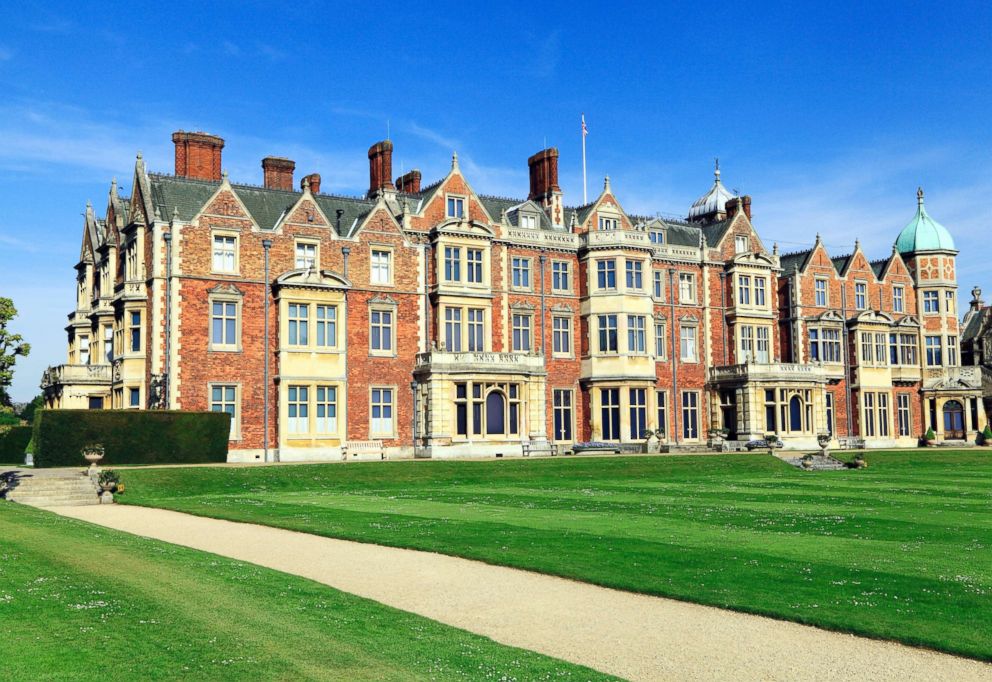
[118,451,992,661]
[0,503,615,681]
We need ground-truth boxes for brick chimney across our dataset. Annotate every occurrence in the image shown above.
[300,173,321,194]
[395,169,422,194]
[262,157,295,191]
[368,140,395,196]
[528,148,560,202]
[742,195,752,220]
[172,131,224,181]
[725,195,752,220]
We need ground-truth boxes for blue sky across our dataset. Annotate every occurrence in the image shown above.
[1,1,990,401]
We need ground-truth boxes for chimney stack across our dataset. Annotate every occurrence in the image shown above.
[725,195,752,220]
[741,195,752,220]
[301,173,321,194]
[527,147,560,202]
[262,156,295,191]
[172,131,224,181]
[395,169,422,194]
[368,140,395,196]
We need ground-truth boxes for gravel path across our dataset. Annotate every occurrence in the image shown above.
[52,504,992,682]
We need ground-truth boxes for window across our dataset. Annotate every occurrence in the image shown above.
[444,246,461,282]
[444,307,463,352]
[128,387,140,408]
[738,275,751,305]
[875,332,887,366]
[447,196,465,218]
[454,381,521,437]
[815,279,828,307]
[211,300,238,349]
[210,384,238,438]
[897,394,911,436]
[316,305,337,348]
[520,213,538,229]
[809,328,820,361]
[370,309,394,353]
[466,249,483,284]
[898,333,918,365]
[511,257,531,289]
[625,260,643,290]
[467,309,485,352]
[629,388,647,439]
[627,315,647,354]
[212,234,237,273]
[855,282,867,310]
[288,303,309,347]
[893,286,904,313]
[596,259,616,289]
[655,322,666,360]
[740,325,755,361]
[511,314,532,352]
[735,235,750,254]
[551,261,570,292]
[948,335,958,366]
[656,391,668,436]
[371,249,392,285]
[370,388,394,435]
[78,335,90,364]
[945,291,955,314]
[316,386,337,434]
[103,324,113,363]
[597,314,618,353]
[809,327,842,363]
[678,273,696,303]
[598,216,618,231]
[287,385,309,434]
[649,230,665,244]
[552,316,571,356]
[764,389,777,432]
[680,325,698,362]
[825,393,834,436]
[129,311,141,353]
[923,290,939,313]
[878,393,890,437]
[600,388,620,440]
[860,332,873,364]
[864,393,877,437]
[295,241,317,269]
[681,392,699,440]
[925,336,942,366]
[552,389,573,441]
[755,278,766,307]
[756,326,770,363]
[653,271,664,300]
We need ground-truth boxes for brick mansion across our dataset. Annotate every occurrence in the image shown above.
[42,130,987,459]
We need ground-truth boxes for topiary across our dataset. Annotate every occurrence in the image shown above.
[924,427,936,442]
[982,425,992,444]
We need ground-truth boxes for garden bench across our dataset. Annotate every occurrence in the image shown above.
[342,440,385,461]
[521,441,555,457]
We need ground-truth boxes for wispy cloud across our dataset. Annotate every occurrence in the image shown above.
[406,121,460,151]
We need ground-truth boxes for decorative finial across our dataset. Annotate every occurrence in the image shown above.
[714,157,720,181]
[221,169,229,183]
[172,206,179,220]
[815,232,821,244]
[451,151,459,170]
[604,175,611,192]
[972,285,982,302]
[136,151,143,160]
[773,242,779,255]
[917,186,924,206]
[854,238,860,250]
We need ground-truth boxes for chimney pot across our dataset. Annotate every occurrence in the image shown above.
[172,130,224,181]
[527,147,560,202]
[301,173,321,194]
[367,140,395,196]
[742,195,752,220]
[395,169,422,194]
[261,156,295,191]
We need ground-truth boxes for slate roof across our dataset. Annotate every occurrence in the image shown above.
[779,248,813,273]
[962,307,991,343]
[831,253,853,274]
[869,258,889,278]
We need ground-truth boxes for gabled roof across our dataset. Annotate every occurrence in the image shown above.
[869,259,889,278]
[698,219,733,248]
[779,248,813,273]
[830,253,852,275]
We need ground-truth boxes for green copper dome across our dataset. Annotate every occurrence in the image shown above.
[895,188,955,254]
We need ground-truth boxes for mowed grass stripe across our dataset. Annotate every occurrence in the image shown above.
[120,451,992,660]
[0,504,617,681]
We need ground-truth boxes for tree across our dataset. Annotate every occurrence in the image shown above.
[19,394,44,423]
[0,297,30,408]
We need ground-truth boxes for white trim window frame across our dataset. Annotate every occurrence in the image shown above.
[211,231,238,274]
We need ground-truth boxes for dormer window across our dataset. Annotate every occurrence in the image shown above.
[649,230,665,244]
[735,235,750,254]
[520,213,538,229]
[599,216,618,231]
[447,196,465,219]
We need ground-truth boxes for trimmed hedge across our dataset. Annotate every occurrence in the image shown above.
[0,426,32,464]
[32,410,230,468]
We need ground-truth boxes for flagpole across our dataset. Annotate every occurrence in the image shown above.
[581,113,588,204]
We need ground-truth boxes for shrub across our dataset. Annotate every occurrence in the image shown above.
[982,425,992,444]
[32,410,230,468]
[924,427,936,442]
[0,425,32,464]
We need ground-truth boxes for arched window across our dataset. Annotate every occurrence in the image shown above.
[789,395,803,432]
[486,391,506,435]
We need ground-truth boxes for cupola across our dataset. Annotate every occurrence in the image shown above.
[895,187,955,255]
[688,159,734,223]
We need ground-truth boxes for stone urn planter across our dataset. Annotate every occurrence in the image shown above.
[82,444,104,473]
[816,433,831,457]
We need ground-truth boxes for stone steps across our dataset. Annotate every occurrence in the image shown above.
[3,470,101,507]
[779,453,848,471]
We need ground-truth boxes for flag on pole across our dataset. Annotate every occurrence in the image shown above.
[582,114,588,137]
